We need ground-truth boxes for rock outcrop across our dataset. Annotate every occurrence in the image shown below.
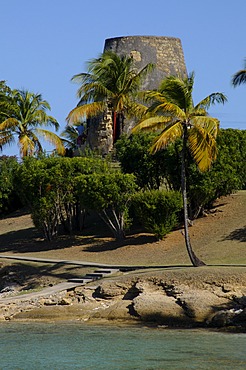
[1,268,245,331]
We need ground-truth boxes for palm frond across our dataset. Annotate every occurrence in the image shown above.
[232,69,246,86]
[60,125,80,149]
[158,74,193,111]
[132,116,173,133]
[0,131,15,149]
[149,100,186,119]
[139,89,186,119]
[126,101,148,119]
[150,121,183,153]
[18,134,36,157]
[124,63,155,93]
[139,90,167,104]
[77,82,112,102]
[35,129,65,155]
[191,116,219,137]
[187,118,219,171]
[195,93,227,110]
[66,101,106,124]
[0,117,19,130]
[71,72,94,85]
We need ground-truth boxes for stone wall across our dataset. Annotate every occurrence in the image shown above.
[86,112,113,156]
[104,35,187,90]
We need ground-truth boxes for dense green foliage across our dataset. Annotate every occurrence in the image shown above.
[15,156,137,240]
[116,129,246,219]
[133,190,182,240]
[216,128,246,190]
[16,156,110,240]
[187,128,246,216]
[1,128,245,244]
[0,156,22,215]
[76,172,137,239]
[115,133,167,189]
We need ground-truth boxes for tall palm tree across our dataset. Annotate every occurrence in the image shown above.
[232,59,246,86]
[66,51,154,142]
[0,89,65,157]
[132,73,227,267]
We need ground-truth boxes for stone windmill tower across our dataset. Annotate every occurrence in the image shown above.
[86,36,187,155]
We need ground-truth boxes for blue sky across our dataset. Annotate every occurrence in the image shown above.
[1,0,245,156]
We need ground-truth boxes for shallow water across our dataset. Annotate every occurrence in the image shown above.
[0,322,245,369]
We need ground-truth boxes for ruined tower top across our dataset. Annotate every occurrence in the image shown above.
[104,35,187,90]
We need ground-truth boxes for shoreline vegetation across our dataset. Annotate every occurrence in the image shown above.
[0,191,245,332]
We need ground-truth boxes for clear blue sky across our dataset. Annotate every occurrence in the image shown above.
[1,0,245,156]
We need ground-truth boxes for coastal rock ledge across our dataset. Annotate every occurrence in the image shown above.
[1,267,246,331]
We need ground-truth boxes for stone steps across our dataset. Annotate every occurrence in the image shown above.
[67,268,119,284]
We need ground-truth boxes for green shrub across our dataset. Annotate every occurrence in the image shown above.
[115,133,169,190]
[132,190,182,240]
[76,172,137,240]
[0,156,21,215]
[15,156,111,240]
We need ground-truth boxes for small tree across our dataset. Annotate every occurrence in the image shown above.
[76,172,137,240]
[15,156,111,240]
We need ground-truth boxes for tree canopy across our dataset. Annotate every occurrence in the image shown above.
[0,88,65,157]
[66,50,154,142]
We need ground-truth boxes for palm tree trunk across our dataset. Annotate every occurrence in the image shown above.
[181,125,206,267]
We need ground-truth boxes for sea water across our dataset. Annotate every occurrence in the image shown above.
[0,322,245,369]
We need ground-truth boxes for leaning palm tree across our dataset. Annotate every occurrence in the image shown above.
[0,89,65,157]
[66,51,154,142]
[132,73,227,267]
[232,59,246,86]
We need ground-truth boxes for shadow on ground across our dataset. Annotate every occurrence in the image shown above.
[0,228,103,253]
[221,226,246,243]
[0,261,92,291]
[0,224,156,254]
[84,234,157,252]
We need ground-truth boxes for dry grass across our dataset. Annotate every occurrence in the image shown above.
[0,191,245,288]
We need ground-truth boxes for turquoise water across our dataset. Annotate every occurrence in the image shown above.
[0,322,245,369]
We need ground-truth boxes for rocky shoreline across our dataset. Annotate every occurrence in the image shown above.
[0,267,245,332]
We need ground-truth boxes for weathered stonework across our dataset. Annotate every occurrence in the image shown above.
[86,35,188,154]
[87,112,113,156]
[104,35,187,90]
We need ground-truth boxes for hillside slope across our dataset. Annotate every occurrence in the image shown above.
[0,191,245,266]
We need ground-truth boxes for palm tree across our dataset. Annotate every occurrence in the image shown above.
[232,59,246,86]
[0,89,65,157]
[66,51,154,142]
[132,73,227,267]
[61,124,82,150]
